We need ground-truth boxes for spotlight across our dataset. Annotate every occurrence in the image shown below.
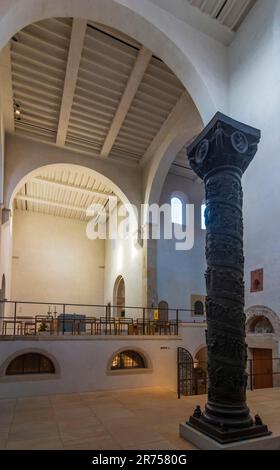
[14,103,21,120]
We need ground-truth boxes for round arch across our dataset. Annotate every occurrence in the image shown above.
[113,275,126,317]
[8,163,138,232]
[0,0,224,212]
[0,0,219,125]
[106,346,152,373]
[245,305,280,337]
[0,347,61,378]
[193,344,207,362]
[144,106,203,207]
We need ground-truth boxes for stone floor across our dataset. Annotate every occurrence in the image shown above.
[0,387,279,450]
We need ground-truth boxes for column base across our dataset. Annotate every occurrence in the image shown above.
[186,415,271,445]
[180,422,278,450]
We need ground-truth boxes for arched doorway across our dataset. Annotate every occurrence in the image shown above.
[158,300,168,322]
[114,276,125,318]
[7,163,140,309]
[194,346,208,395]
[177,347,195,398]
[0,274,6,321]
[246,306,280,390]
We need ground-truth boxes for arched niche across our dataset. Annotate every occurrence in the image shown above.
[158,300,169,322]
[246,306,280,337]
[113,275,125,317]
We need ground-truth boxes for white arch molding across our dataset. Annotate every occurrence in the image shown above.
[0,0,222,124]
[8,163,138,234]
[106,346,153,374]
[0,347,61,379]
[0,0,226,209]
[245,305,280,337]
[113,275,126,317]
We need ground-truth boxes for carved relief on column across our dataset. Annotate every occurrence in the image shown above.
[185,112,270,443]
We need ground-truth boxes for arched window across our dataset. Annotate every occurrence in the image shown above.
[194,300,204,316]
[6,353,55,376]
[171,197,183,225]
[201,204,206,230]
[249,316,274,334]
[113,276,125,317]
[158,300,169,322]
[111,350,146,370]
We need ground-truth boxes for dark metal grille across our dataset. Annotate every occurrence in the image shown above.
[6,353,55,375]
[111,350,146,370]
[177,347,195,398]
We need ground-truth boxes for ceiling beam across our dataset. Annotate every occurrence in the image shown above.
[30,177,115,200]
[0,43,15,133]
[16,195,87,213]
[100,46,152,158]
[140,91,190,167]
[56,18,87,146]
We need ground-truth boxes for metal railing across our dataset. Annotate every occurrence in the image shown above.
[178,359,280,397]
[0,300,206,338]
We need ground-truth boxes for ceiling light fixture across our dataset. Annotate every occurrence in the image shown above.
[14,102,21,120]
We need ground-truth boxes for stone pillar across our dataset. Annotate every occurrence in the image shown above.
[186,113,270,443]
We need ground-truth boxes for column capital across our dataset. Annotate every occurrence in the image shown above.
[187,112,261,180]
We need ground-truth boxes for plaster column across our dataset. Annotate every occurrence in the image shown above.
[186,112,270,443]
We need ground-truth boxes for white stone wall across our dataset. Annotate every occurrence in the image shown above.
[0,337,181,398]
[0,215,13,303]
[157,173,206,314]
[229,0,280,316]
[0,321,207,398]
[103,204,143,314]
[11,210,105,314]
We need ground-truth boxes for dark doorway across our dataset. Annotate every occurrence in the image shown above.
[158,300,168,322]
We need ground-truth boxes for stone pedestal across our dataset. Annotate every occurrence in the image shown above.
[180,423,280,450]
[182,112,271,445]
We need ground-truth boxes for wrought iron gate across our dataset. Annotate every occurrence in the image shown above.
[177,347,195,398]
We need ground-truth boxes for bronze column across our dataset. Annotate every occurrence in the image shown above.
[187,113,270,444]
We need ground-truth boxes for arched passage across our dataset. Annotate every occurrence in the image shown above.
[113,276,125,317]
[194,346,208,395]
[7,160,138,233]
[0,274,6,320]
[7,163,142,310]
[143,90,203,207]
